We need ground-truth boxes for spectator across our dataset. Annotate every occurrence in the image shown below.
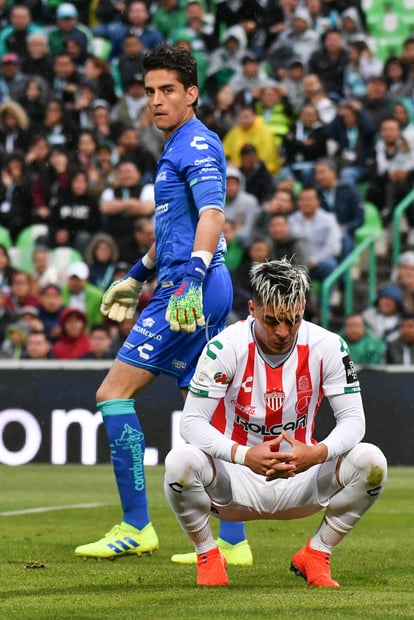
[0,320,28,358]
[31,246,59,294]
[392,251,414,312]
[88,99,118,149]
[21,329,53,359]
[393,98,414,151]
[206,84,239,141]
[0,100,30,162]
[0,5,42,61]
[362,283,404,344]
[0,243,15,289]
[0,152,34,243]
[61,261,103,327]
[314,158,364,259]
[205,25,246,98]
[266,7,319,72]
[51,53,81,109]
[339,7,367,47]
[343,40,383,100]
[92,0,128,60]
[302,73,337,125]
[224,165,261,246]
[366,117,414,225]
[17,78,49,138]
[0,52,28,102]
[113,125,157,183]
[72,81,98,129]
[308,28,349,99]
[280,57,306,114]
[87,143,116,199]
[38,283,65,343]
[4,270,40,314]
[17,304,44,333]
[120,1,163,54]
[81,323,114,359]
[222,218,245,273]
[229,236,271,322]
[0,285,14,344]
[118,215,155,265]
[99,158,155,249]
[239,143,276,206]
[31,145,70,229]
[43,98,78,152]
[176,0,217,53]
[50,168,101,255]
[65,28,89,69]
[83,56,118,105]
[254,80,294,149]
[52,306,92,359]
[111,72,147,129]
[383,56,411,99]
[360,76,394,132]
[48,3,93,56]
[74,129,98,174]
[228,52,269,102]
[386,312,414,365]
[324,99,376,185]
[280,102,327,185]
[85,232,119,291]
[223,103,281,175]
[267,212,309,267]
[253,186,296,239]
[21,32,54,85]
[111,32,145,95]
[341,313,386,364]
[152,0,188,40]
[288,186,342,285]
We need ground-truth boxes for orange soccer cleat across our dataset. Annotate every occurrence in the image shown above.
[290,540,340,588]
[196,547,228,587]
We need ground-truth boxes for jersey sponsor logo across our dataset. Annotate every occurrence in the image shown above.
[194,156,215,165]
[235,413,307,436]
[241,376,253,393]
[297,375,311,392]
[296,395,311,415]
[190,136,209,150]
[142,317,155,328]
[134,324,162,341]
[155,202,169,214]
[232,401,256,416]
[172,358,186,370]
[156,171,167,182]
[137,343,154,360]
[343,355,358,383]
[265,389,285,411]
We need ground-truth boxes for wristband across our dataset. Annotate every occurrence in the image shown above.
[233,444,249,465]
[128,254,156,282]
[191,250,213,268]
[185,256,208,282]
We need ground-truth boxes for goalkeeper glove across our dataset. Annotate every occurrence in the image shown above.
[165,256,207,333]
[100,256,155,322]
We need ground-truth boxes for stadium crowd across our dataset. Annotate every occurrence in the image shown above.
[1,0,414,363]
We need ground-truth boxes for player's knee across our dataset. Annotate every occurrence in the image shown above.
[165,445,211,486]
[340,442,388,490]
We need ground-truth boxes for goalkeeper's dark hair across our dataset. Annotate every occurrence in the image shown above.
[143,43,198,109]
[250,258,309,313]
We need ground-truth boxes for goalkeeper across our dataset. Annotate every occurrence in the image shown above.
[74,44,245,560]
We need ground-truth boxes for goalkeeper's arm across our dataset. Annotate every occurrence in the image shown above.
[100,244,156,322]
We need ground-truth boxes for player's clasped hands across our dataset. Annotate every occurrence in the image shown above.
[244,435,296,480]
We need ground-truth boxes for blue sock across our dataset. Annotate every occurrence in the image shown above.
[218,520,247,545]
[98,398,150,530]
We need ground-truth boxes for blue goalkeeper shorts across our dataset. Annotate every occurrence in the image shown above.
[116,263,233,388]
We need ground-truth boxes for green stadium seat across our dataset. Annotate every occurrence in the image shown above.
[354,202,384,244]
[0,225,12,249]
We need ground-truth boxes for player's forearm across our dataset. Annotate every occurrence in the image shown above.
[323,393,366,460]
[193,209,225,256]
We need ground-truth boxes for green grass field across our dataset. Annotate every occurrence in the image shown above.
[0,465,413,620]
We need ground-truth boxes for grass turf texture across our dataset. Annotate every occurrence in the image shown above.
[0,465,413,620]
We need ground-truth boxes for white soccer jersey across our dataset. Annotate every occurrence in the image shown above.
[188,316,361,453]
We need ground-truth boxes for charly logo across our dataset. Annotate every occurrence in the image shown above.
[113,424,145,491]
[190,136,208,150]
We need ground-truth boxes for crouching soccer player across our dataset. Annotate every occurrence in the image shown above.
[164,259,387,587]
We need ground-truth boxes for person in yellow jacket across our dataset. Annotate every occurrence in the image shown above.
[222,103,281,176]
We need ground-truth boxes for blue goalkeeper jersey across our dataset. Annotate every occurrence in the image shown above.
[154,117,227,284]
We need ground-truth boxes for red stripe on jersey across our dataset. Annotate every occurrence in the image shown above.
[295,344,313,444]
[264,362,284,449]
[229,340,256,445]
[211,398,226,434]
[308,361,325,446]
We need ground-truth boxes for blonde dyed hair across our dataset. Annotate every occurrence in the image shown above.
[250,258,309,317]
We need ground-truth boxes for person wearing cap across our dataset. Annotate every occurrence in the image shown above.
[0,51,27,101]
[223,103,281,175]
[362,284,404,344]
[0,5,42,61]
[52,306,92,359]
[0,320,28,359]
[18,305,44,333]
[49,3,93,56]
[61,261,103,327]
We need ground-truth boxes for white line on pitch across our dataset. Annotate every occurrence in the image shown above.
[0,503,105,516]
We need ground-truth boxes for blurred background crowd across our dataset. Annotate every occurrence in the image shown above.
[1,0,414,365]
